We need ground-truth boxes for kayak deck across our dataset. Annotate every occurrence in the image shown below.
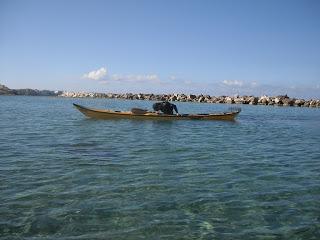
[73,103,241,121]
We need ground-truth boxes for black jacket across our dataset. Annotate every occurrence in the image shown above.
[152,101,178,115]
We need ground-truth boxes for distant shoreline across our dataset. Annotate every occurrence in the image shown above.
[1,84,319,108]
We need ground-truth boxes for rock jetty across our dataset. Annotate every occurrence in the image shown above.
[1,84,319,108]
[59,91,320,108]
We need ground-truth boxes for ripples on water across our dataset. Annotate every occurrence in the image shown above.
[1,96,320,239]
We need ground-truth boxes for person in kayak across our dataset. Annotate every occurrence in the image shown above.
[152,101,179,115]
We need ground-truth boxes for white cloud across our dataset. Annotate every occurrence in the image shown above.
[250,81,258,87]
[170,75,178,80]
[83,67,107,81]
[222,80,244,87]
[98,80,108,84]
[110,74,160,83]
[82,66,162,85]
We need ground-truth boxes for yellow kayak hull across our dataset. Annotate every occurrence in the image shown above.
[73,103,240,121]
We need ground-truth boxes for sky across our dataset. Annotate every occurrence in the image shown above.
[0,0,320,98]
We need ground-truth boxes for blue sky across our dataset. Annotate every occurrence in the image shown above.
[1,0,320,98]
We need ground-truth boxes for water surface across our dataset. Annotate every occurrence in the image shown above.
[1,96,320,239]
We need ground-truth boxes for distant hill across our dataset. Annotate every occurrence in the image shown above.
[0,84,60,96]
[0,84,14,95]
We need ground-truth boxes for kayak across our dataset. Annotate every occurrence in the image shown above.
[73,103,241,121]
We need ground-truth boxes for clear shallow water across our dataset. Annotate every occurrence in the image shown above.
[1,96,320,239]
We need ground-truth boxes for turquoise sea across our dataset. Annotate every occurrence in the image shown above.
[1,96,320,239]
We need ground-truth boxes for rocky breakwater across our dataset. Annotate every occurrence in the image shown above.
[59,92,320,108]
[59,91,108,98]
